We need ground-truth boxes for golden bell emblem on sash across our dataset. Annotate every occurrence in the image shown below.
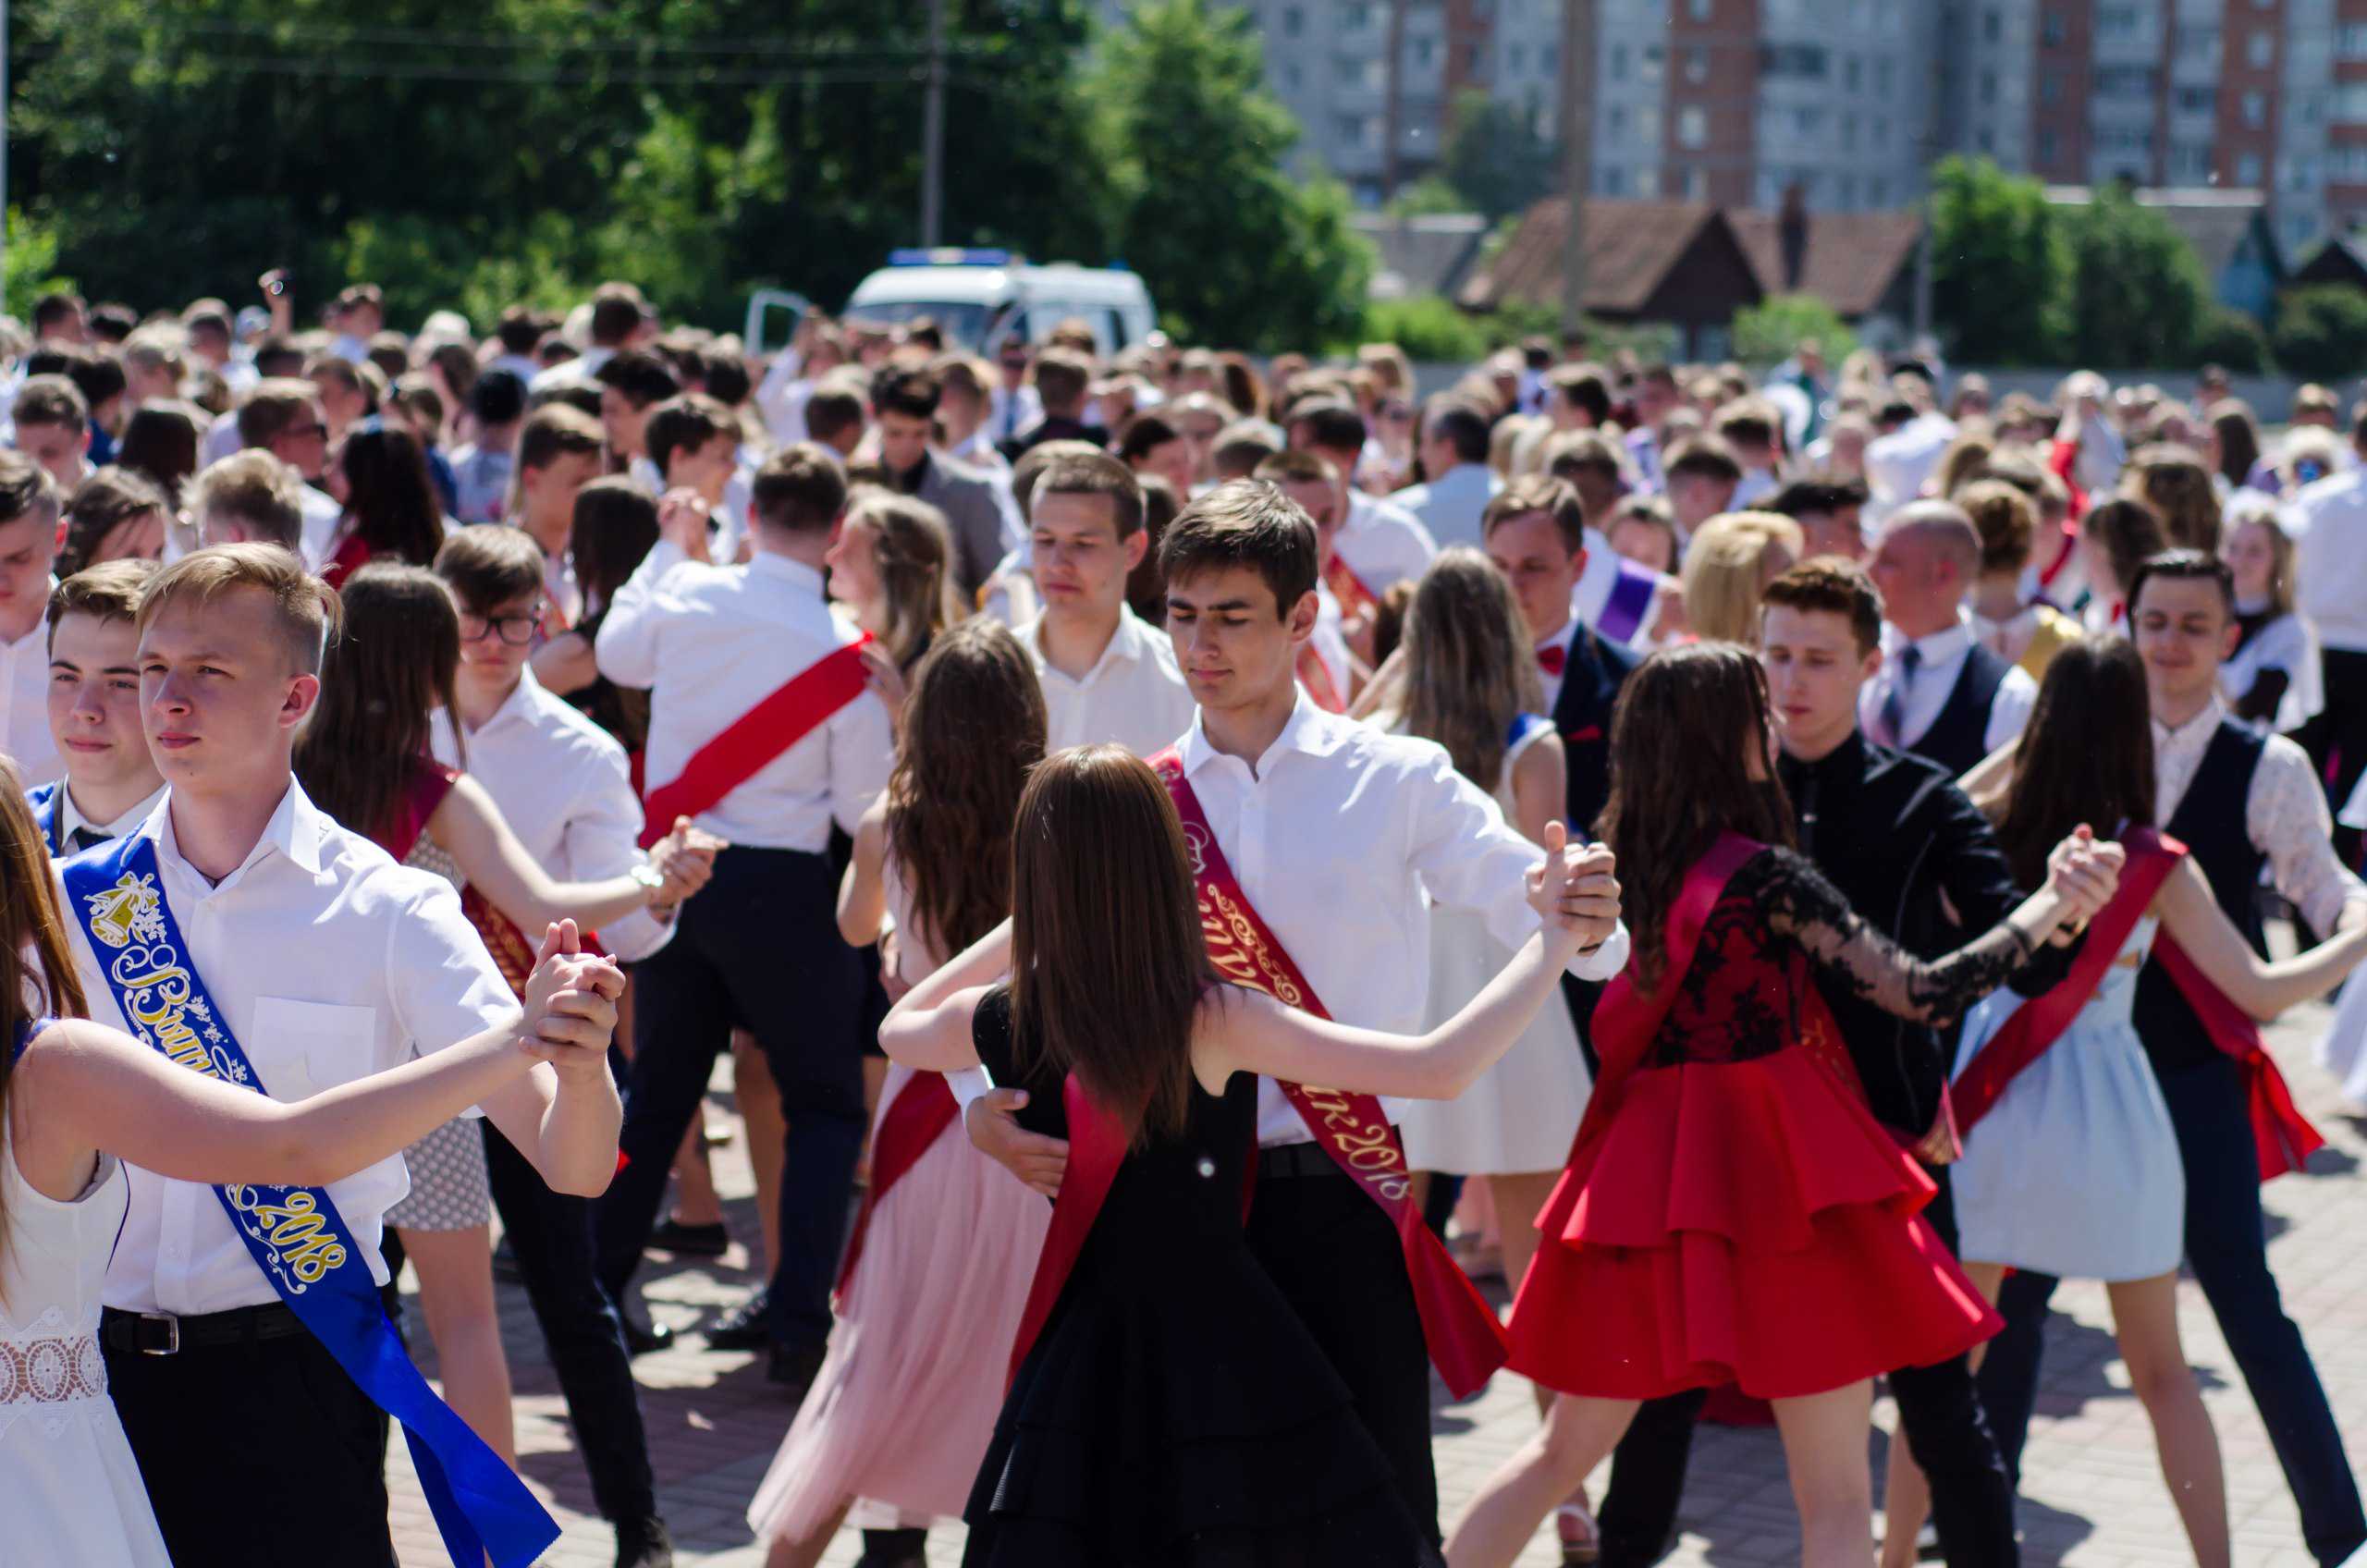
[85,874,160,950]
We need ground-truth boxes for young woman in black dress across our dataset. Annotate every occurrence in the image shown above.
[880,743,1602,1568]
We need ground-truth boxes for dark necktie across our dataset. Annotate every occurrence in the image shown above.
[1878,643,1921,748]
[69,826,108,851]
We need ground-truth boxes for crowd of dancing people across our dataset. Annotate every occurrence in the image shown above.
[5,276,2367,1568]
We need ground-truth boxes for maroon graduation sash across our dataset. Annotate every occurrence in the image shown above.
[1323,551,1380,625]
[1147,747,1508,1397]
[637,633,873,848]
[836,1072,959,1294]
[1294,642,1347,715]
[1953,828,2182,1135]
[2152,936,2324,1182]
[1568,833,1765,1176]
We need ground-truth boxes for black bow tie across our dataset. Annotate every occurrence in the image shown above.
[68,826,108,852]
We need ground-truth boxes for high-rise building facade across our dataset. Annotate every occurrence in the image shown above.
[1148,0,2359,251]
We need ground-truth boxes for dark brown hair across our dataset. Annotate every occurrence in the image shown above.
[1032,450,1145,539]
[335,421,445,567]
[57,469,167,577]
[1483,474,1588,555]
[750,442,849,535]
[1995,637,2154,889]
[643,392,735,479]
[294,563,463,845]
[887,621,1047,961]
[2081,496,2170,598]
[1598,643,1794,986]
[1009,745,1216,1145]
[1157,479,1318,618]
[434,524,546,615]
[47,557,159,644]
[117,402,204,498]
[1956,477,2038,576]
[1760,557,1883,656]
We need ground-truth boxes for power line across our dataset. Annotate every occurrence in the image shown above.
[161,17,1007,61]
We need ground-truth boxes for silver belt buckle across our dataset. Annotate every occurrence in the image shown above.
[138,1312,179,1356]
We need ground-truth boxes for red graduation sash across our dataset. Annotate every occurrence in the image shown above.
[1953,829,2183,1135]
[2152,936,2324,1182]
[836,1072,959,1295]
[1152,747,1507,1397]
[1323,551,1380,624]
[1008,1072,1136,1389]
[1294,642,1347,715]
[461,887,543,999]
[637,633,873,848]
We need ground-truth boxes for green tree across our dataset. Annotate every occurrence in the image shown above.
[1439,89,1557,222]
[2191,304,2273,375]
[2059,185,2209,367]
[1081,0,1372,349]
[2272,285,2367,382]
[1732,293,1858,367]
[1927,155,2069,364]
[3,208,76,322]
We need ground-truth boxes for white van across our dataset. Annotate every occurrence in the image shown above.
[841,250,1158,357]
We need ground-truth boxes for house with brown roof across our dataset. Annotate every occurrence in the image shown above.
[1730,190,1926,348]
[1458,198,1762,358]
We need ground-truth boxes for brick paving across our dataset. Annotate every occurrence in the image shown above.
[391,1001,2367,1566]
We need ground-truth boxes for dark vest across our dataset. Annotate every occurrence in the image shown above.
[2133,721,2267,1075]
[1551,626,1636,840]
[1905,642,2012,778]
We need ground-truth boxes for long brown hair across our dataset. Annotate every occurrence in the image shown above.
[1598,643,1794,987]
[294,563,464,843]
[886,621,1047,960]
[336,419,446,566]
[1995,637,2155,889]
[0,757,92,1289]
[1392,546,1541,792]
[846,490,960,669]
[1009,746,1215,1145]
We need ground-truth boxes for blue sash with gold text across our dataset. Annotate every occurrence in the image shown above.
[27,778,61,857]
[61,832,558,1568]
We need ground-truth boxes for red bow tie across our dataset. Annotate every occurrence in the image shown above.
[1537,643,1567,678]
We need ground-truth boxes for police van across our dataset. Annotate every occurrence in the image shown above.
[840,250,1158,357]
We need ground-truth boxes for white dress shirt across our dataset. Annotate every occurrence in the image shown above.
[1534,616,1581,714]
[1392,464,1502,551]
[988,385,1042,447]
[1568,526,1664,648]
[296,484,343,574]
[2156,698,2367,936]
[1018,605,1196,758]
[1863,412,1957,508]
[2292,468,2367,653]
[69,784,519,1314]
[429,667,672,962]
[595,542,892,851]
[55,779,168,847]
[1,605,60,786]
[1172,694,1629,1144]
[1858,612,2038,757]
[529,346,614,397]
[626,455,751,564]
[1336,491,1439,594]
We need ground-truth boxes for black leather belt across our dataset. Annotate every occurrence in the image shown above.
[1257,1141,1348,1179]
[101,1302,309,1355]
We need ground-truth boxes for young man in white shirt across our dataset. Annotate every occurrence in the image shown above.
[637,392,749,564]
[431,527,681,1568]
[11,374,96,496]
[509,403,608,626]
[1661,433,1745,546]
[592,444,895,1398]
[38,560,166,848]
[1254,449,1363,703]
[1861,500,2038,776]
[234,378,344,570]
[2290,402,2367,864]
[1016,449,1196,756]
[595,349,682,471]
[968,480,1627,1543]
[0,451,64,784]
[78,544,624,1566]
[1290,399,1439,602]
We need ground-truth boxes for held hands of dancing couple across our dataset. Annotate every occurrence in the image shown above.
[925,825,1620,1199]
[8,920,625,1207]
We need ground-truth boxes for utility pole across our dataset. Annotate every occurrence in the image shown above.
[1381,1,1408,205]
[920,0,946,246]
[2,0,12,294]
[1558,0,1594,339]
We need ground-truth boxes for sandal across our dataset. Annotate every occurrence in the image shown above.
[1555,1501,1601,1565]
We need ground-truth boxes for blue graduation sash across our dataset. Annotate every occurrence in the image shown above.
[61,832,558,1568]
[27,778,61,857]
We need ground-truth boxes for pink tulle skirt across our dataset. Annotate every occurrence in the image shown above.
[746,1065,1052,1540]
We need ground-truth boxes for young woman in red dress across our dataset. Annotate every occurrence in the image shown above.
[1444,643,2109,1568]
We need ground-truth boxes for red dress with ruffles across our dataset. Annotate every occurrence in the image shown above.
[1508,839,2002,1402]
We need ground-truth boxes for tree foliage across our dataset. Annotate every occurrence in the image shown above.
[1078,0,1371,349]
[1732,293,1858,366]
[1927,155,2069,365]
[2272,285,2367,383]
[2058,185,2208,368]
[2191,304,2272,375]
[1439,89,1558,223]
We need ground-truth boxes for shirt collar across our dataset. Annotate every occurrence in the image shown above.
[61,779,169,842]
[1021,605,1154,681]
[1179,687,1349,779]
[2152,696,2228,755]
[1536,614,1580,659]
[747,550,827,597]
[1883,610,1973,665]
[148,778,326,888]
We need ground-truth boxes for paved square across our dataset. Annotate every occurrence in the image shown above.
[391,1000,2367,1565]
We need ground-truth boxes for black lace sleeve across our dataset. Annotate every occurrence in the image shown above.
[1753,847,2036,1026]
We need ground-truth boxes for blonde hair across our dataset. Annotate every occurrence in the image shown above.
[1679,511,1805,645]
[137,542,340,675]
[844,490,961,669]
[1384,547,1543,794]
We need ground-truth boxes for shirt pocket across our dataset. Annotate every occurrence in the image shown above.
[248,998,379,1100]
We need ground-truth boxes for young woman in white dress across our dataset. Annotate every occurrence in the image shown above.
[0,764,623,1568]
[1941,640,2367,1568]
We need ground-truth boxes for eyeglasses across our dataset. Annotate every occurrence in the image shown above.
[287,423,328,441]
[459,609,543,646]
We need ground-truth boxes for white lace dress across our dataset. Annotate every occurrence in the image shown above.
[1,1066,173,1565]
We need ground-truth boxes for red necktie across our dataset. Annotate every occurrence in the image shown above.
[1537,643,1567,678]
